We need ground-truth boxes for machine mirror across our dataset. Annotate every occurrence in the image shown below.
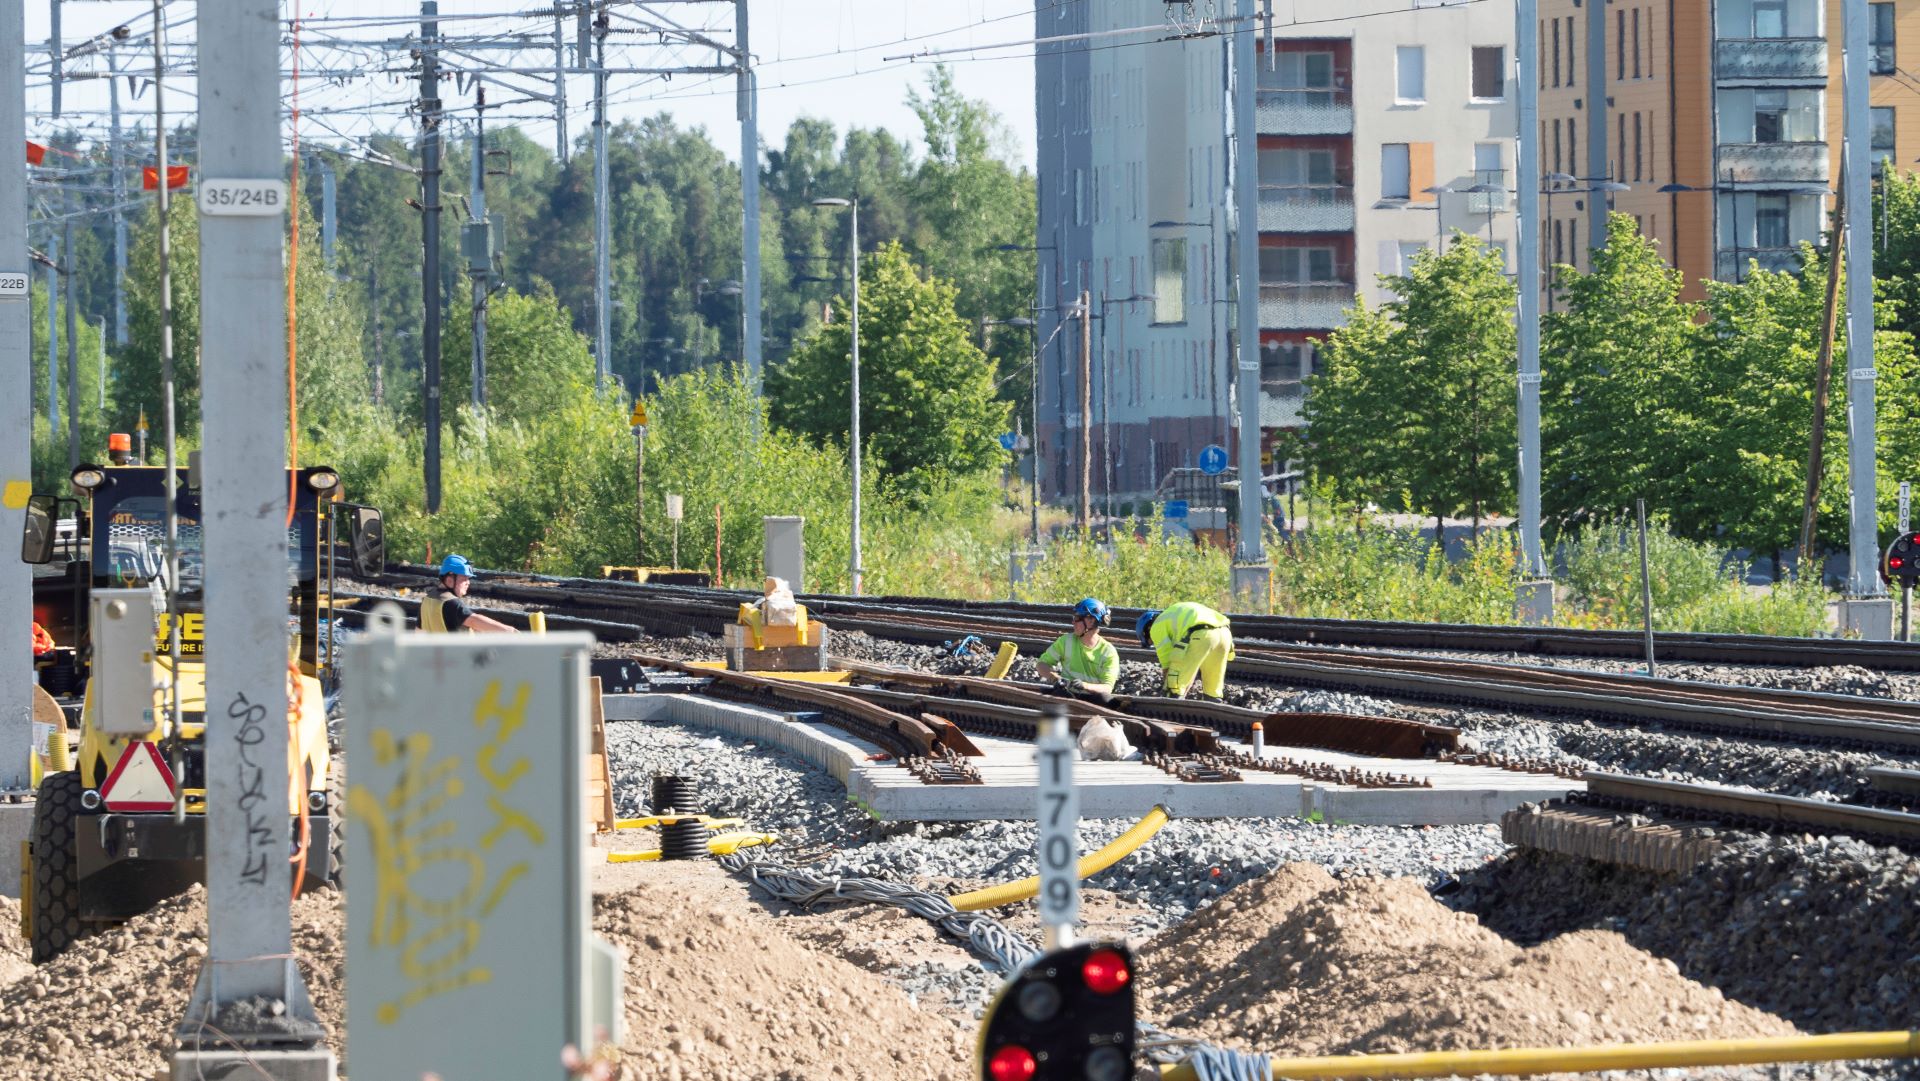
[21,495,56,565]
[349,506,385,577]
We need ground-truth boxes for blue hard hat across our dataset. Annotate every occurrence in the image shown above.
[1136,609,1160,647]
[439,554,475,579]
[1072,597,1110,626]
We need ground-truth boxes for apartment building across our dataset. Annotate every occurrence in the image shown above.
[1262,3,1519,431]
[1538,0,1920,298]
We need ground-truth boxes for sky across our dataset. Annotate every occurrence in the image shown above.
[21,1,1041,168]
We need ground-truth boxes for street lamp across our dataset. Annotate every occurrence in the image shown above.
[812,196,863,595]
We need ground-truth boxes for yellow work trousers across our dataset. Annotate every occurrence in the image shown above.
[1162,626,1234,698]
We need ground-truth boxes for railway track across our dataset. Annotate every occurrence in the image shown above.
[348,572,1920,755]
[379,560,1920,671]
[1504,771,1920,872]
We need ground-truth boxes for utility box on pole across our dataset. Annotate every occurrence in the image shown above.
[343,610,623,1079]
[764,515,805,592]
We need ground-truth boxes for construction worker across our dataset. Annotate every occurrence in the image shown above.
[1036,597,1119,702]
[421,554,518,634]
[1135,602,1234,701]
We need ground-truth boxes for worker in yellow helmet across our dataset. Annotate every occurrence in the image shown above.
[1134,602,1234,701]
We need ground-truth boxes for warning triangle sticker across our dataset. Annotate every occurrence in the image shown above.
[101,741,178,812]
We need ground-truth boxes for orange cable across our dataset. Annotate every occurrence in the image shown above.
[287,661,310,899]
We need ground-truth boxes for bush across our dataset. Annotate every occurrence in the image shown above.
[1271,526,1517,625]
[1561,518,1726,628]
[1016,534,1234,611]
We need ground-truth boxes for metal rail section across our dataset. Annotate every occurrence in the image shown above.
[1577,771,1920,850]
[377,561,1920,671]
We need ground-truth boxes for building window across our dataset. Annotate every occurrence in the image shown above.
[1152,239,1187,324]
[1551,19,1561,87]
[1632,9,1641,78]
[1755,194,1790,248]
[1753,89,1788,142]
[1873,106,1897,173]
[1752,0,1787,38]
[1397,46,1426,103]
[1872,3,1896,75]
[1262,147,1337,185]
[1262,247,1338,283]
[1617,9,1626,79]
[1553,118,1563,173]
[1567,18,1576,82]
[1397,241,1427,275]
[1633,112,1644,180]
[1382,143,1412,199]
[1471,46,1506,101]
[1553,218,1564,264]
[1472,142,1506,211]
[1267,50,1337,89]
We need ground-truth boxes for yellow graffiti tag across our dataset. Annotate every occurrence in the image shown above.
[348,678,546,1026]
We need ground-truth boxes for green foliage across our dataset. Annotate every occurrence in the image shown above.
[440,282,598,428]
[1305,236,1516,525]
[25,276,115,490]
[1560,518,1728,625]
[120,196,202,435]
[1015,533,1235,612]
[1271,527,1518,625]
[772,242,1009,501]
[1543,215,1700,530]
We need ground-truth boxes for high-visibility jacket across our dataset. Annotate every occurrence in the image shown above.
[420,590,461,633]
[1038,633,1120,686]
[1147,602,1231,662]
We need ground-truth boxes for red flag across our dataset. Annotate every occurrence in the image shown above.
[141,165,189,191]
[25,141,45,165]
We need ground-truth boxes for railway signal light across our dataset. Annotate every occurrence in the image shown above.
[978,943,1136,1081]
[1884,531,1920,585]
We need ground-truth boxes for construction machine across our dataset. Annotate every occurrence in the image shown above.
[17,456,385,962]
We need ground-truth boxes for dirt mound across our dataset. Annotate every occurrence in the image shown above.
[0,895,30,991]
[1138,864,1795,1057]
[0,885,343,1081]
[600,866,971,1080]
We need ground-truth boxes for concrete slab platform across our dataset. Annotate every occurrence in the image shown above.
[0,802,32,898]
[603,694,1578,826]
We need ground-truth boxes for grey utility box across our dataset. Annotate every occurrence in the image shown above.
[764,516,805,592]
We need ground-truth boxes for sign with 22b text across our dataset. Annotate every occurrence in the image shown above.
[0,271,28,298]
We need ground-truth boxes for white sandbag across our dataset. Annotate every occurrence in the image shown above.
[761,576,799,626]
[1076,716,1131,762]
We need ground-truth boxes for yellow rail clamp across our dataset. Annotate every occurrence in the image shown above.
[528,611,548,635]
[612,814,745,832]
[984,641,1019,680]
[950,805,1169,912]
[606,831,779,864]
[1157,1031,1920,1080]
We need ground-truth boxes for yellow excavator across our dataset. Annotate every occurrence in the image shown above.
[18,454,384,962]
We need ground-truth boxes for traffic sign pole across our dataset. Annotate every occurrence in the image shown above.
[1035,704,1079,950]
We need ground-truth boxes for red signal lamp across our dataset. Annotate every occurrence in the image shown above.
[987,1044,1038,1081]
[1081,949,1131,995]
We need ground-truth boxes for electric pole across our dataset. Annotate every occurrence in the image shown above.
[177,0,329,1072]
[64,183,80,470]
[593,3,611,393]
[1230,0,1268,597]
[421,0,444,512]
[109,41,128,347]
[1,0,35,798]
[737,0,762,403]
[470,85,489,408]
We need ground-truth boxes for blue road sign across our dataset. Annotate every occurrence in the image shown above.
[998,432,1018,451]
[1163,500,1190,519]
[1198,444,1229,476]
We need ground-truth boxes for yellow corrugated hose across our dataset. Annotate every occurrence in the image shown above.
[1157,1031,1920,1079]
[948,804,1170,912]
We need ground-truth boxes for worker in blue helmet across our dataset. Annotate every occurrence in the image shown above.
[1036,597,1119,702]
[421,554,518,633]
[1135,601,1233,700]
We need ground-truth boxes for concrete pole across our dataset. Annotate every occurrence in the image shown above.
[48,0,61,119]
[1232,0,1266,567]
[95,315,104,406]
[46,234,60,441]
[180,0,323,1053]
[1078,289,1091,532]
[593,16,611,394]
[421,1,443,512]
[1586,0,1609,251]
[1843,0,1890,632]
[1515,0,1551,593]
[737,0,763,405]
[109,43,127,347]
[320,158,336,275]
[471,101,488,409]
[63,184,79,470]
[1,0,35,796]
[849,200,863,595]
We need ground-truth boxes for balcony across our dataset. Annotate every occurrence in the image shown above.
[1258,185,1355,232]
[1717,141,1829,184]
[1259,283,1354,330]
[1716,245,1813,278]
[1715,38,1827,84]
[1256,89,1353,136]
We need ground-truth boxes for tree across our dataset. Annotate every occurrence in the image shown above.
[26,277,114,489]
[119,195,202,435]
[771,241,1009,500]
[1542,214,1701,531]
[1303,236,1516,529]
[439,282,597,427]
